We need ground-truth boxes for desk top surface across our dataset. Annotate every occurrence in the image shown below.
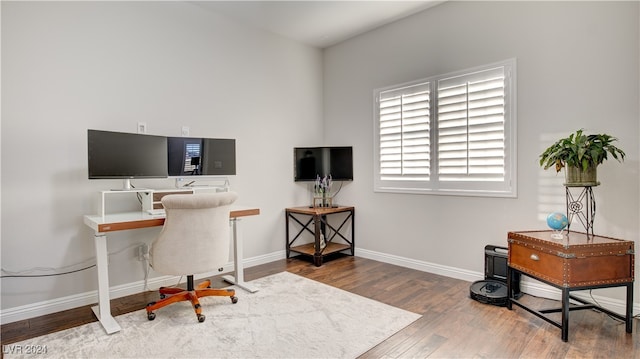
[84,206,259,233]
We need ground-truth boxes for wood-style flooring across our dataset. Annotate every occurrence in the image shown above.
[2,256,639,358]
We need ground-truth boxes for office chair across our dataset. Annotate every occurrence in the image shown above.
[146,192,238,323]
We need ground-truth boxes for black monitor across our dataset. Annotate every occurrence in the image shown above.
[294,146,353,181]
[87,129,168,190]
[167,137,236,177]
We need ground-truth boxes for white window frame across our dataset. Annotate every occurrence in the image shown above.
[373,59,517,198]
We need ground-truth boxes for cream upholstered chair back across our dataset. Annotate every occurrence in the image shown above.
[150,192,238,276]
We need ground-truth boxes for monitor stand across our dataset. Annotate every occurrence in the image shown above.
[110,178,138,191]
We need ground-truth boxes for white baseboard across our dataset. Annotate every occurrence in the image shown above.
[355,248,482,282]
[2,248,636,324]
[1,274,180,325]
[356,248,640,317]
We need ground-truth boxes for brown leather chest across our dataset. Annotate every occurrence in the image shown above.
[508,230,634,288]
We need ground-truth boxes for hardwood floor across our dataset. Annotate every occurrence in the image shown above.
[2,256,639,358]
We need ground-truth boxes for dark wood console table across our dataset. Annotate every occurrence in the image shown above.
[506,230,634,342]
[285,206,354,266]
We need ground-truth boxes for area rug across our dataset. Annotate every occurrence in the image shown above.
[6,272,421,358]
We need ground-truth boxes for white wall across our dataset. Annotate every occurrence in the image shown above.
[1,2,322,311]
[323,1,639,303]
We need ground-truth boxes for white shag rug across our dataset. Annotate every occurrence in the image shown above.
[6,272,421,358]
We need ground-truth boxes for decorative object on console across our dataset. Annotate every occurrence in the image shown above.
[313,174,333,207]
[539,129,625,235]
[538,129,625,186]
[546,212,568,239]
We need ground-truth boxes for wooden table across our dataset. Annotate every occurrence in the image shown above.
[506,230,634,342]
[285,206,354,266]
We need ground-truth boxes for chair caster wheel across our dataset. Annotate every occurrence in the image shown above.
[231,296,238,304]
[147,312,156,321]
[197,314,206,323]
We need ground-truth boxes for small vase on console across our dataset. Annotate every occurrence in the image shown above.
[312,174,332,207]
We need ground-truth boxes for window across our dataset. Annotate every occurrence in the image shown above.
[374,59,516,197]
[378,82,432,181]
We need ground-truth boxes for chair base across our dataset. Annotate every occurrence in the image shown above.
[146,276,237,322]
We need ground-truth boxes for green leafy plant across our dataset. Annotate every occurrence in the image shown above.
[539,129,625,173]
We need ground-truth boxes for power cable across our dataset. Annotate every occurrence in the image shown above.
[0,265,96,278]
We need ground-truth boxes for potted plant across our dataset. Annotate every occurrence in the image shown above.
[539,129,625,186]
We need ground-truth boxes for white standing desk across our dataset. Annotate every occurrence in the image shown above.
[83,206,260,334]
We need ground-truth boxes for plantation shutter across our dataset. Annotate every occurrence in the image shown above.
[437,67,506,181]
[378,82,431,181]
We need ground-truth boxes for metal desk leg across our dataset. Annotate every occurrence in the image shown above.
[222,218,258,293]
[91,232,121,334]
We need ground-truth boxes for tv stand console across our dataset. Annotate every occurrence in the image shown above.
[285,206,354,266]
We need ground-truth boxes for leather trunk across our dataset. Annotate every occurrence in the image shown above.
[508,230,634,288]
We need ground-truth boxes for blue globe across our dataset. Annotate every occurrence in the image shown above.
[547,212,568,231]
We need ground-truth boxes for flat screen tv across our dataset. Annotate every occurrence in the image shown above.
[87,129,168,190]
[294,146,353,181]
[167,137,236,177]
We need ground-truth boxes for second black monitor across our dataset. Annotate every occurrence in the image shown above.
[168,137,236,176]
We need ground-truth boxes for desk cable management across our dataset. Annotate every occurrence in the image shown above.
[1,242,144,279]
[2,244,186,295]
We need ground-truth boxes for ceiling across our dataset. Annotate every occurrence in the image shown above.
[193,1,445,48]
